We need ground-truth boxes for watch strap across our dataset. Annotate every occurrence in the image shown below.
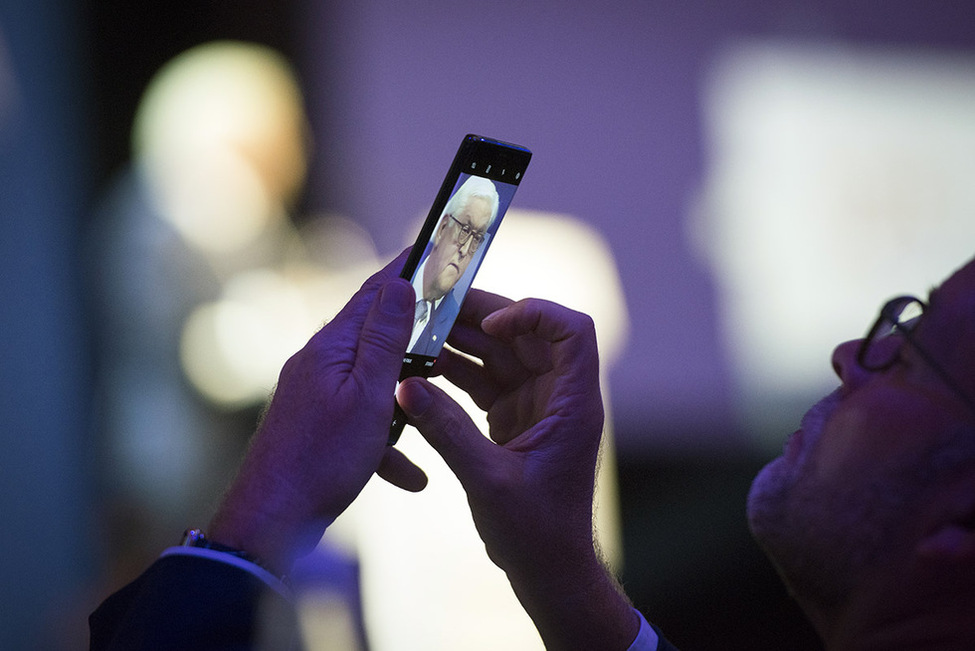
[181,528,274,575]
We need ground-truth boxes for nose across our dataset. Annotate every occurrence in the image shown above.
[831,338,874,388]
[457,235,474,257]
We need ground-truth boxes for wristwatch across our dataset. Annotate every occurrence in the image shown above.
[181,528,267,569]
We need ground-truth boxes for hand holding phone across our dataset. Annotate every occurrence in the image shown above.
[389,134,532,443]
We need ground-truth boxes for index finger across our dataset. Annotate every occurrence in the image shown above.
[481,298,598,351]
[455,288,515,327]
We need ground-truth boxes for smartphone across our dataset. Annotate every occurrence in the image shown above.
[389,134,532,444]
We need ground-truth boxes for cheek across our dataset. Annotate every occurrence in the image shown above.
[810,409,875,482]
[809,390,937,485]
[429,248,449,272]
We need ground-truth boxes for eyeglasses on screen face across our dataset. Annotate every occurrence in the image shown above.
[447,214,487,253]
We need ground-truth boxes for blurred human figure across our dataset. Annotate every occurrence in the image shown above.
[85,40,375,594]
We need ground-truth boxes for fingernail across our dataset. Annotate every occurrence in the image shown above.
[399,379,431,416]
[380,279,412,316]
[481,310,501,331]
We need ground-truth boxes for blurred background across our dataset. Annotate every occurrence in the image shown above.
[4,0,975,649]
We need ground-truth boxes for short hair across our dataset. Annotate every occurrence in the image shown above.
[441,176,500,229]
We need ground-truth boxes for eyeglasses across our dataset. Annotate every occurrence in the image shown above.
[447,214,487,253]
[857,295,975,415]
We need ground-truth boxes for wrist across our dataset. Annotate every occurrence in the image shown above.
[207,504,301,578]
[503,548,639,651]
[180,528,278,575]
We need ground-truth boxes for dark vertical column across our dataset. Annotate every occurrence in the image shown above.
[0,0,94,648]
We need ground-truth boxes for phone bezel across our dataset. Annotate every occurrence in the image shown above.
[389,134,532,443]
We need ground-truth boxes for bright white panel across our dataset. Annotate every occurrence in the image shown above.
[694,42,975,434]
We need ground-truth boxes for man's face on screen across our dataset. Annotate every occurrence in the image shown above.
[422,195,492,301]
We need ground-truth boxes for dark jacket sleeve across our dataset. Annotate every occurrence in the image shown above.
[89,554,302,651]
[653,624,681,651]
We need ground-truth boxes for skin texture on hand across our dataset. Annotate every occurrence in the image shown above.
[397,291,640,651]
[208,252,426,576]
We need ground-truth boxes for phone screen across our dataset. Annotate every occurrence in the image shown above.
[389,135,531,443]
[404,172,520,358]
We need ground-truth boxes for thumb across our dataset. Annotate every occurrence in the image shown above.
[355,278,414,386]
[397,377,499,487]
